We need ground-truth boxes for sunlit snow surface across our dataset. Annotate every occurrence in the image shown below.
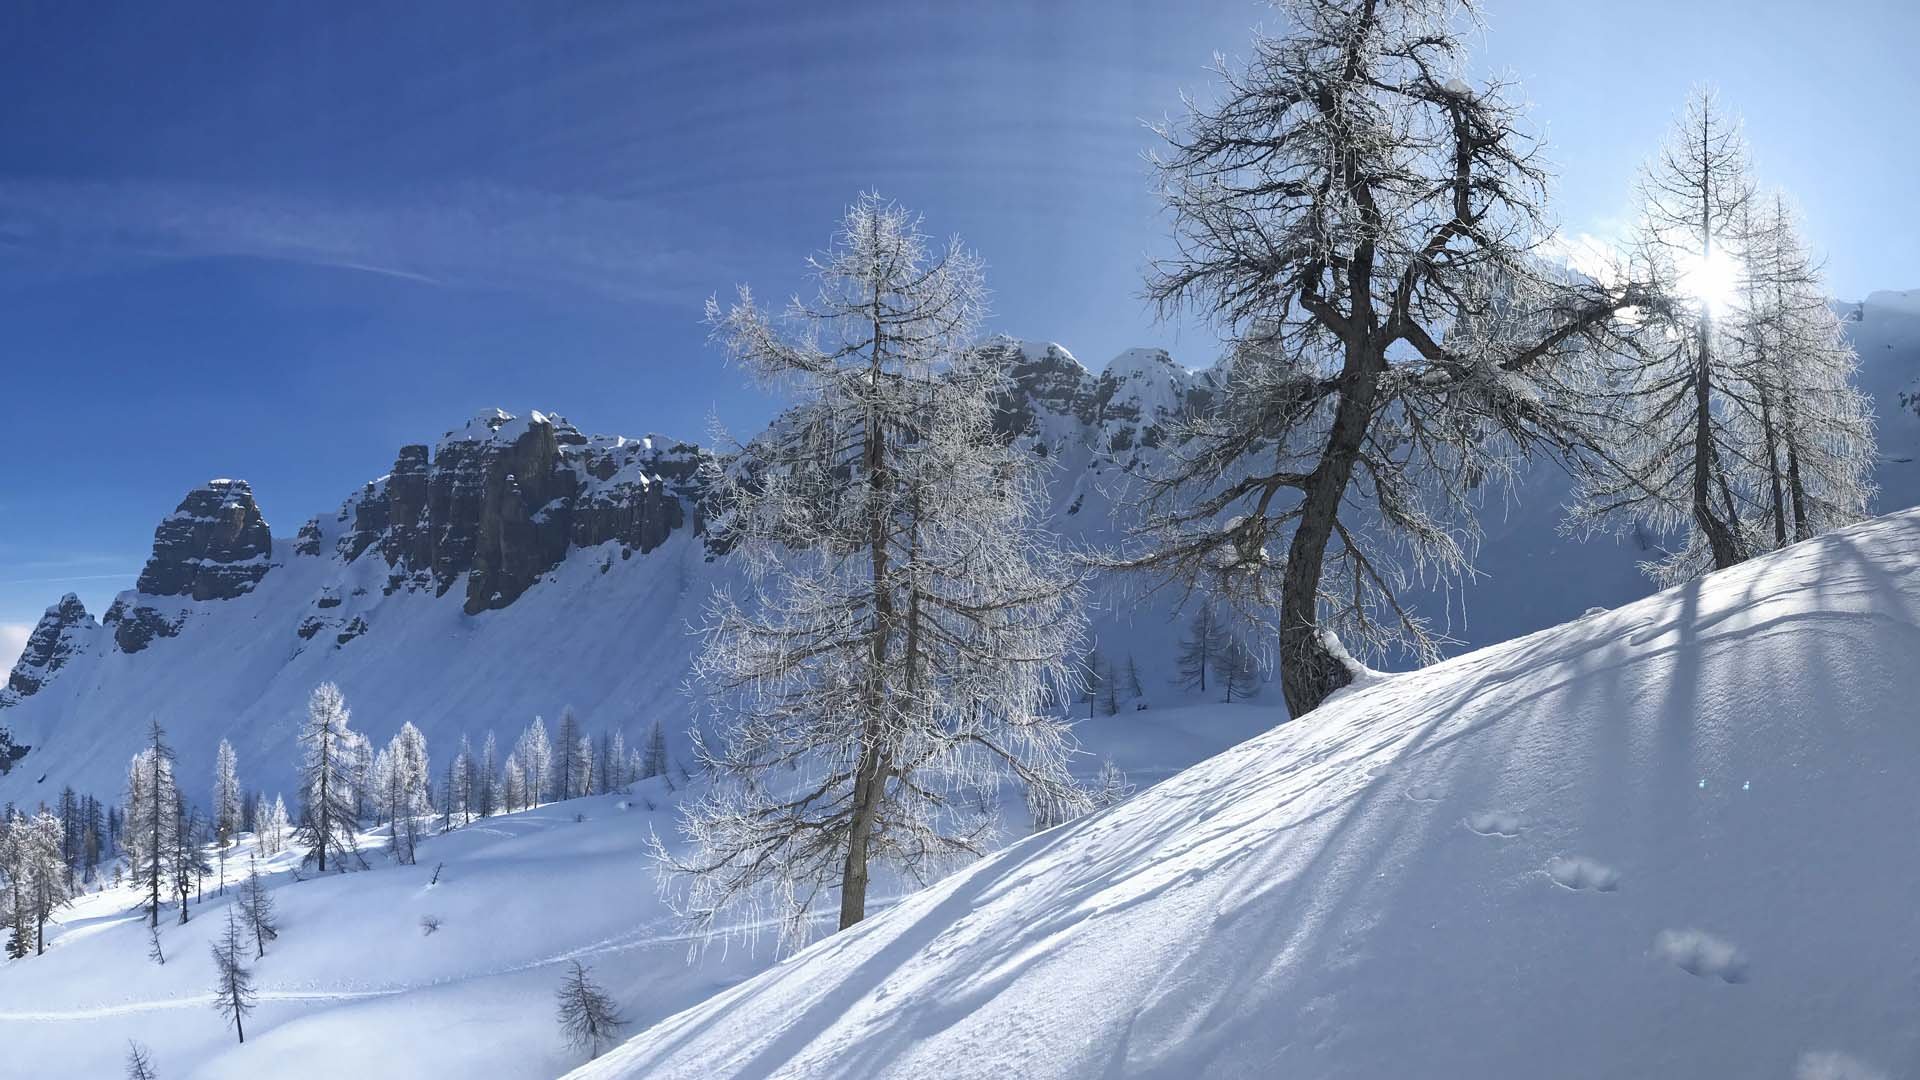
[0,706,1273,1078]
[571,509,1920,1080]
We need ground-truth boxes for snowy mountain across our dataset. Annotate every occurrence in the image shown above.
[570,506,1920,1080]
[6,301,1918,804]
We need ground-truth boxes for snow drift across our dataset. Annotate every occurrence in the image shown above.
[572,509,1920,1080]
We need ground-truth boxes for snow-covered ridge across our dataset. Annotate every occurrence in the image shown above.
[572,508,1920,1080]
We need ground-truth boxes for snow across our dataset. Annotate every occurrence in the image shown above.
[571,509,1920,1080]
[0,690,1273,1078]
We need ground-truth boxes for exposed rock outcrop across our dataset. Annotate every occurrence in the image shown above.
[4,593,98,700]
[104,595,185,654]
[134,480,274,600]
[336,411,704,615]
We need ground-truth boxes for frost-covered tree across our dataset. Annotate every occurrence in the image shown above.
[503,753,527,815]
[344,731,374,827]
[1176,604,1227,694]
[555,959,628,1061]
[573,735,594,801]
[605,730,627,792]
[1570,93,1874,582]
[238,857,276,959]
[1094,758,1134,809]
[477,731,500,817]
[209,904,256,1044]
[640,720,668,781]
[1727,192,1875,546]
[23,810,72,953]
[1567,88,1757,580]
[515,718,553,809]
[257,795,289,858]
[1131,0,1650,717]
[211,740,242,848]
[293,683,365,872]
[380,722,431,864]
[125,721,180,928]
[446,733,475,827]
[665,194,1086,945]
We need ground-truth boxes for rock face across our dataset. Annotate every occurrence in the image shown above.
[984,338,1208,460]
[4,594,98,700]
[336,411,704,615]
[134,480,274,600]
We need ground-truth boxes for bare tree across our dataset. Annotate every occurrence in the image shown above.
[555,959,628,1061]
[238,857,277,959]
[124,1041,158,1080]
[1175,604,1227,693]
[1130,0,1648,717]
[663,194,1087,949]
[209,904,256,1044]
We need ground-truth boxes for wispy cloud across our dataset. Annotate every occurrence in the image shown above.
[0,572,134,587]
[0,623,29,669]
[0,179,737,305]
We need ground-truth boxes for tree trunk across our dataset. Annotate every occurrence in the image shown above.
[1278,339,1384,718]
[1758,383,1788,547]
[840,293,894,932]
[1691,333,1743,570]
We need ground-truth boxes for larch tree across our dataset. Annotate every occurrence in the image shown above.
[293,683,366,872]
[212,740,242,848]
[554,707,583,801]
[257,795,289,858]
[209,904,256,1044]
[1176,604,1227,693]
[503,753,527,814]
[640,720,668,781]
[1217,635,1262,703]
[477,731,500,817]
[1121,655,1145,702]
[555,959,628,1061]
[381,722,431,864]
[606,730,627,792]
[516,718,553,809]
[124,1041,158,1080]
[1131,0,1650,717]
[238,856,277,959]
[24,809,72,954]
[1567,88,1758,582]
[1726,192,1875,546]
[664,194,1087,947]
[125,721,180,929]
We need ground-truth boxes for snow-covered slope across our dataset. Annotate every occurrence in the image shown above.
[0,703,1275,1080]
[571,508,1920,1080]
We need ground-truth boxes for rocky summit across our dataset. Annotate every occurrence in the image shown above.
[333,409,704,614]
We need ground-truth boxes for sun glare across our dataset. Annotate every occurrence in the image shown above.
[1677,249,1743,315]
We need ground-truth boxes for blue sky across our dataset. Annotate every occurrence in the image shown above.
[3,0,1917,658]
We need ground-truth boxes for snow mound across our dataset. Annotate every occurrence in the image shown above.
[572,509,1920,1080]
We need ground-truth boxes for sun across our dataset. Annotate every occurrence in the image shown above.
[1676,248,1743,315]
